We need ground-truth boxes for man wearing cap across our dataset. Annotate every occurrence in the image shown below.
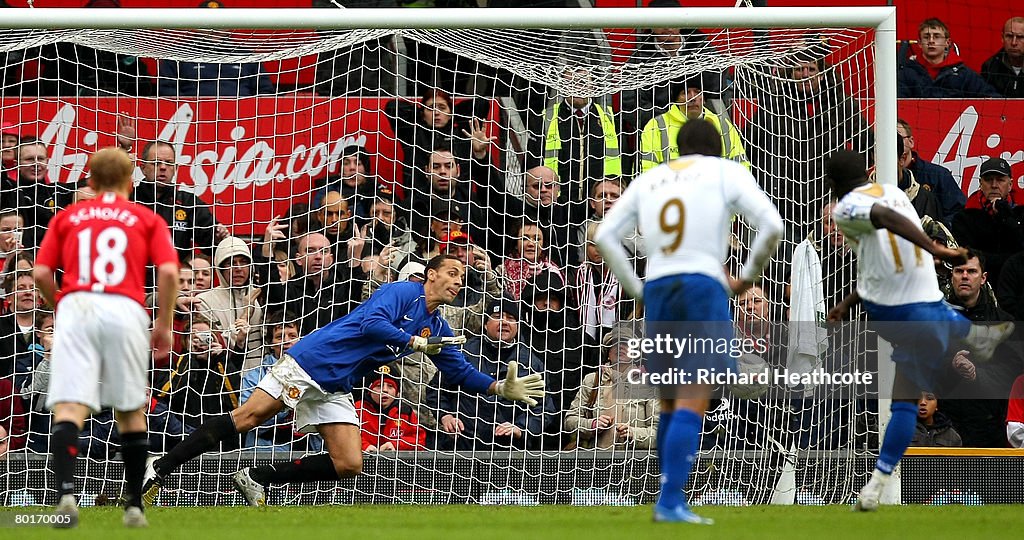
[144,254,544,506]
[638,79,748,173]
[952,157,1024,288]
[428,297,553,451]
[439,229,501,310]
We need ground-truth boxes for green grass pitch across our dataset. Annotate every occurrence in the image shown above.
[3,505,1018,540]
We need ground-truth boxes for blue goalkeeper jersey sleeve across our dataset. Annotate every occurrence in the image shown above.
[285,281,495,395]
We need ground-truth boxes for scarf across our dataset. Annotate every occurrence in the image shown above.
[575,262,620,339]
[502,257,563,300]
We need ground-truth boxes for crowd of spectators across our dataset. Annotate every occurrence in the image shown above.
[1,5,1023,457]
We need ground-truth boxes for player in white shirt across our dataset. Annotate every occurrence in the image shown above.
[824,149,1014,512]
[595,119,783,524]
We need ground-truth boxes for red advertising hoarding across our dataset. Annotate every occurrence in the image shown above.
[1,97,403,236]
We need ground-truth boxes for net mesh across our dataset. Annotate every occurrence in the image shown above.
[0,14,880,507]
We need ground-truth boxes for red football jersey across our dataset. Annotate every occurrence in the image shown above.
[36,192,179,307]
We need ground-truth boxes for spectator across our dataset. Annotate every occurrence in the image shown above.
[361,193,414,259]
[14,137,73,248]
[128,137,221,260]
[0,209,24,277]
[0,270,40,379]
[573,177,644,262]
[910,392,962,447]
[1008,374,1024,448]
[504,166,575,267]
[897,118,965,224]
[1,122,19,180]
[745,51,873,239]
[543,69,621,220]
[564,328,658,450]
[951,157,1024,288]
[309,190,370,279]
[570,221,637,343]
[406,147,499,246]
[619,0,723,174]
[264,232,363,335]
[638,78,748,173]
[427,298,552,451]
[440,229,501,310]
[897,18,1000,98]
[239,311,320,452]
[892,135,944,224]
[496,221,565,301]
[355,365,426,452]
[521,270,598,423]
[195,236,265,370]
[981,17,1024,98]
[153,314,241,433]
[314,145,378,225]
[942,252,1021,447]
[185,253,214,292]
[14,310,52,451]
[392,89,495,190]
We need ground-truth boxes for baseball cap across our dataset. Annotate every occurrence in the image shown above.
[485,298,519,321]
[1,122,19,137]
[431,206,466,222]
[979,157,1011,178]
[439,230,473,252]
[397,260,426,282]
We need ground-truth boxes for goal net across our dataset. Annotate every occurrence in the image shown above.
[0,6,892,507]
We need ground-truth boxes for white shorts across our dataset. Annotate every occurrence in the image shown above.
[256,354,358,433]
[47,292,151,412]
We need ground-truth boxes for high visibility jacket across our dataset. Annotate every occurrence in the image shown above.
[544,101,622,181]
[638,104,749,173]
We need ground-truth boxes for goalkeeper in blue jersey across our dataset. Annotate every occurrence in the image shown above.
[142,254,544,506]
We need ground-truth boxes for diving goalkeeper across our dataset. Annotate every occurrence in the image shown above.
[143,254,544,506]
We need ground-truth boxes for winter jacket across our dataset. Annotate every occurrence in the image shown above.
[426,336,554,451]
[981,50,1024,98]
[196,236,265,370]
[563,366,658,450]
[897,42,1000,98]
[155,347,242,431]
[951,200,1024,288]
[132,181,217,261]
[157,60,274,97]
[911,411,962,447]
[354,397,426,451]
[908,152,965,226]
[638,105,748,173]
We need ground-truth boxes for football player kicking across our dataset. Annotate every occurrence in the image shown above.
[143,253,543,506]
[825,149,1013,511]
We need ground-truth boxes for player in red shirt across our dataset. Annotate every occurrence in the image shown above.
[32,147,179,529]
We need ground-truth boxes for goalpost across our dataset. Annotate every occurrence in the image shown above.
[0,6,894,507]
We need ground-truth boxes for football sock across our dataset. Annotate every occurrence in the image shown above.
[155,414,237,476]
[51,421,81,498]
[875,401,917,475]
[656,408,701,510]
[120,431,149,510]
[249,453,340,485]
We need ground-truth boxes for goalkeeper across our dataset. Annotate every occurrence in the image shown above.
[143,254,544,506]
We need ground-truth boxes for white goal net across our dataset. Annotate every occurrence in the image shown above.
[0,6,893,507]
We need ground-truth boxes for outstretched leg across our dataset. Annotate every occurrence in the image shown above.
[143,389,284,504]
[235,423,362,506]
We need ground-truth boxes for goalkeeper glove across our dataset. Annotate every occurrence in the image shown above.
[410,335,467,355]
[494,361,545,407]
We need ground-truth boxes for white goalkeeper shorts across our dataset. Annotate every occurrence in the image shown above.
[256,354,358,433]
[47,292,151,412]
